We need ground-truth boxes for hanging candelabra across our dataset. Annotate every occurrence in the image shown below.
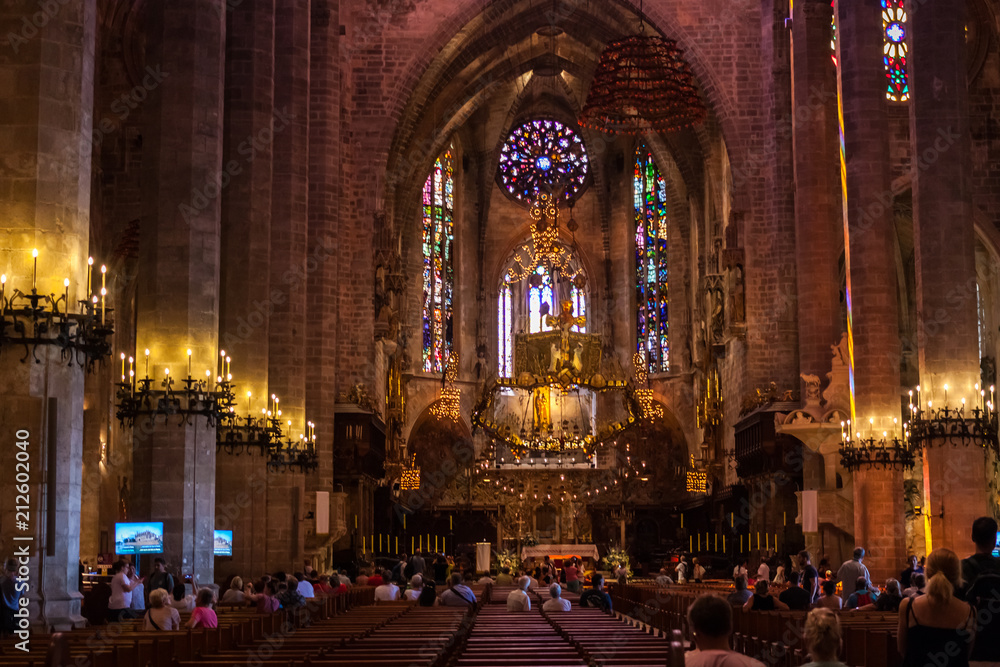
[906,383,998,453]
[216,392,286,456]
[267,420,318,473]
[0,251,114,368]
[838,417,915,471]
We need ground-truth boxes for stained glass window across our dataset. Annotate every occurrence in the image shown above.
[499,284,513,378]
[422,147,455,374]
[570,285,586,333]
[498,119,589,204]
[528,266,554,334]
[882,0,909,102]
[634,146,669,374]
[830,1,837,66]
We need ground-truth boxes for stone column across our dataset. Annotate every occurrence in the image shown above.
[907,0,985,554]
[0,0,96,631]
[791,0,842,383]
[215,0,277,582]
[132,0,225,583]
[836,0,906,584]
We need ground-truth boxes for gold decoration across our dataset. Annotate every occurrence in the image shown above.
[686,469,708,493]
[633,351,663,420]
[430,353,461,421]
[401,454,421,491]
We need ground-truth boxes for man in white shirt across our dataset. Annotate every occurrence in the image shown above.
[675,557,687,583]
[655,568,674,587]
[836,547,870,600]
[684,594,765,667]
[542,583,572,612]
[374,570,400,601]
[506,576,532,611]
[756,558,770,583]
[294,572,315,599]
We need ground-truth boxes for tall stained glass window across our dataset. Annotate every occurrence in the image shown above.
[882,0,909,102]
[528,266,553,334]
[499,284,513,378]
[634,146,669,374]
[422,147,455,373]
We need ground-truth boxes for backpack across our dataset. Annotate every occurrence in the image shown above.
[854,590,873,607]
[963,556,1000,661]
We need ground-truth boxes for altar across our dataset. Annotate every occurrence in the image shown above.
[520,543,599,562]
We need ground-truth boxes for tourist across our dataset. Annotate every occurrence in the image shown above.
[733,558,748,580]
[409,552,426,578]
[374,570,400,601]
[815,580,843,610]
[845,577,877,609]
[336,569,352,587]
[279,575,305,609]
[169,579,198,612]
[146,558,173,600]
[579,574,612,612]
[802,608,847,667]
[902,573,925,598]
[521,568,539,589]
[128,563,145,613]
[675,556,687,583]
[543,583,572,612]
[439,572,476,607]
[433,555,449,585]
[772,564,786,586]
[756,557,770,583]
[418,583,437,607]
[685,594,765,667]
[564,558,581,593]
[312,575,334,595]
[540,566,553,585]
[366,569,383,587]
[356,568,370,586]
[249,580,280,613]
[860,579,902,612]
[897,548,975,667]
[143,588,181,631]
[743,579,788,611]
[0,559,18,637]
[404,574,423,601]
[798,550,820,603]
[692,557,706,583]
[507,576,531,611]
[221,577,245,605]
[655,568,674,587]
[900,555,923,589]
[477,571,495,585]
[496,567,514,586]
[837,547,870,600]
[108,560,142,622]
[615,562,629,585]
[778,571,811,611]
[392,553,407,582]
[293,571,314,599]
[727,574,753,606]
[186,589,218,629]
[958,516,1000,663]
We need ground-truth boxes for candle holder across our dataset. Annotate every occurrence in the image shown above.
[114,374,236,428]
[216,412,286,456]
[839,433,916,471]
[267,435,318,473]
[907,403,998,454]
[0,285,114,369]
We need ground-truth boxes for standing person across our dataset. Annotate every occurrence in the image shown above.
[778,572,812,611]
[675,556,687,584]
[756,557,770,583]
[733,559,748,580]
[901,555,922,589]
[798,550,820,604]
[958,516,1000,663]
[506,576,531,611]
[897,548,975,667]
[146,558,173,601]
[108,560,142,622]
[409,552,426,578]
[0,559,18,637]
[128,563,145,613]
[186,589,218,628]
[614,562,628,585]
[392,554,407,582]
[684,594,765,667]
[836,547,870,601]
[692,558,706,583]
[564,558,581,593]
[801,608,848,667]
[433,555,449,586]
[579,574,613,612]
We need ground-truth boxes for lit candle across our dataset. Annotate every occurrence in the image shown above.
[944,384,949,405]
[449,515,453,530]
[219,350,225,377]
[31,248,38,291]
[187,349,192,378]
[86,257,93,298]
[411,536,415,553]
[144,349,150,378]
[128,356,133,378]
[100,287,106,324]
[226,356,231,378]
[690,535,693,552]
[916,385,921,411]
[991,386,995,408]
[63,278,69,310]
[121,352,126,381]
[247,390,252,413]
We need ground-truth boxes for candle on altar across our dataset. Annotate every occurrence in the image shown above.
[435,535,439,552]
[449,515,453,530]
[31,249,38,291]
[219,350,225,378]
[766,533,769,550]
[689,535,693,552]
[697,534,701,551]
[247,391,252,413]
[363,536,366,553]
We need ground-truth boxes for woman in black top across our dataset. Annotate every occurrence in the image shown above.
[743,579,789,612]
[898,548,975,667]
[433,556,448,585]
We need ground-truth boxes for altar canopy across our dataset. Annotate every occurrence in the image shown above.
[520,544,599,561]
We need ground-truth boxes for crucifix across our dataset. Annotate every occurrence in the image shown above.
[545,299,586,372]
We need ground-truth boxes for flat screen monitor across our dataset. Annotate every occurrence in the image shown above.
[994,532,1000,558]
[114,522,164,555]
[214,530,233,557]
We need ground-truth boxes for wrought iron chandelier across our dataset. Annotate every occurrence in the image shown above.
[838,418,915,471]
[906,384,998,454]
[579,5,706,135]
[0,251,114,369]
[115,353,236,428]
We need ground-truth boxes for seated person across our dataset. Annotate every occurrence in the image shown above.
[542,583,572,612]
[901,572,925,598]
[186,589,218,629]
[506,576,531,611]
[777,572,812,611]
[220,577,245,605]
[579,574,613,612]
[439,572,477,607]
[845,577,877,609]
[169,580,198,612]
[727,574,753,606]
[278,576,305,609]
[403,574,423,601]
[803,608,847,667]
[685,594,765,666]
[418,583,437,607]
[477,571,495,585]
[744,579,789,611]
[374,570,400,601]
[495,567,514,586]
[861,579,902,612]
[143,588,181,631]
[815,580,843,610]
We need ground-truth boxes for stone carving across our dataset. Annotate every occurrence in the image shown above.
[801,374,822,406]
[340,382,381,416]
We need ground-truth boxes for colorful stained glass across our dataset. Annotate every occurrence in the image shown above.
[499,284,513,378]
[498,119,589,204]
[634,146,669,374]
[422,147,455,373]
[830,0,837,66]
[882,0,909,101]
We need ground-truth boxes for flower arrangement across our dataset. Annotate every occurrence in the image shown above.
[602,548,630,571]
[521,533,539,547]
[496,549,521,572]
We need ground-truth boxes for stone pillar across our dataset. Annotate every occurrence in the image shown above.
[0,0,96,631]
[132,0,225,583]
[836,0,905,584]
[215,0,277,582]
[908,0,985,554]
[791,0,842,383]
